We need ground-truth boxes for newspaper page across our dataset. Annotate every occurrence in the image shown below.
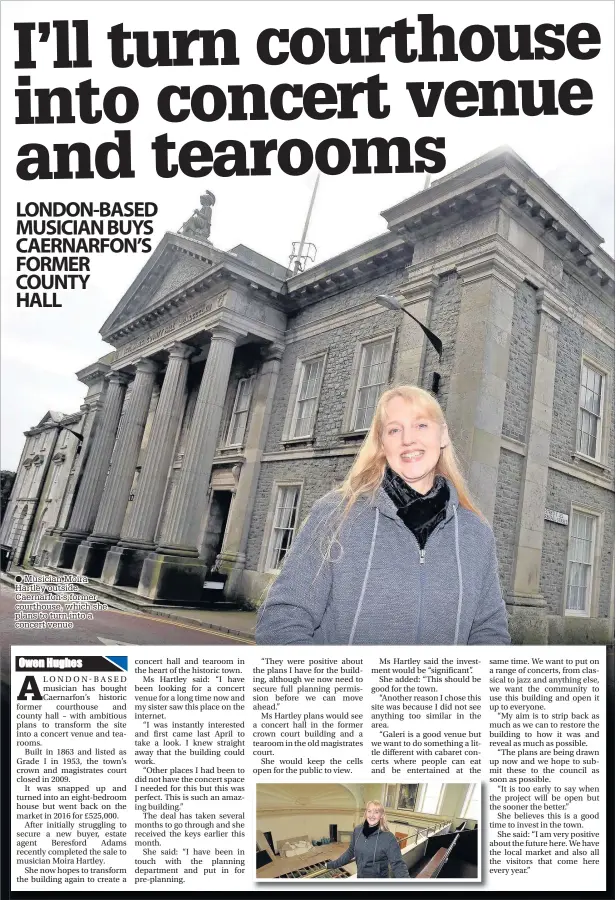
[8,644,608,891]
[0,0,613,897]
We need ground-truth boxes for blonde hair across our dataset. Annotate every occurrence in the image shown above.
[338,384,481,518]
[365,800,390,832]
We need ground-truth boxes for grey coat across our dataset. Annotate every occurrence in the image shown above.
[326,826,410,878]
[255,481,510,646]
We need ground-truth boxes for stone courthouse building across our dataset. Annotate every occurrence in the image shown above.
[2,148,614,643]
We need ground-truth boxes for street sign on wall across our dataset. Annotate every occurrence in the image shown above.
[545,509,569,526]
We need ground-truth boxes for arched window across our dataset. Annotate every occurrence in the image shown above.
[416,783,444,815]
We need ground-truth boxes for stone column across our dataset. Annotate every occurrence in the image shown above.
[159,326,242,553]
[508,289,560,644]
[50,404,88,533]
[50,372,129,569]
[139,324,244,602]
[51,400,100,536]
[0,449,31,546]
[73,359,158,577]
[395,274,438,385]
[217,342,284,599]
[446,256,518,524]
[101,342,193,587]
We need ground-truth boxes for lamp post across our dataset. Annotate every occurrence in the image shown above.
[374,294,443,393]
[375,294,442,359]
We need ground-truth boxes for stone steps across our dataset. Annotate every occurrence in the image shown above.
[5,564,255,640]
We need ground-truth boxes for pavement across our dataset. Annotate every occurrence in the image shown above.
[1,567,258,642]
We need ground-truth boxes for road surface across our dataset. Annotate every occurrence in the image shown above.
[0,580,249,675]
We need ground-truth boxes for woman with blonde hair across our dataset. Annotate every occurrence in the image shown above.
[326,800,409,878]
[255,385,510,646]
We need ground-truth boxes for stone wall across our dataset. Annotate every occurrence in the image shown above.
[550,315,614,474]
[543,248,564,281]
[542,468,614,619]
[562,269,613,332]
[245,456,354,576]
[411,210,499,265]
[418,272,462,413]
[264,268,407,454]
[492,448,524,597]
[502,281,536,444]
[291,267,407,328]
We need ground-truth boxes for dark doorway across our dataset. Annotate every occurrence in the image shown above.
[202,490,232,569]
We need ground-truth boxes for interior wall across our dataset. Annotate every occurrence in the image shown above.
[255,811,356,845]
[452,816,479,830]
[256,782,359,845]
[255,783,478,851]
[439,783,472,818]
[359,783,387,807]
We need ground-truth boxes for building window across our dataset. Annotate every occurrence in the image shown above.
[226,377,253,447]
[23,465,36,499]
[417,783,444,815]
[9,505,29,547]
[384,784,398,809]
[461,784,481,822]
[267,485,301,570]
[577,362,604,460]
[352,336,393,431]
[7,510,20,546]
[290,356,325,438]
[565,510,598,616]
[46,465,61,502]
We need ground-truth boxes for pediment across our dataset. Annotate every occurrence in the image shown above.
[24,410,70,438]
[142,252,206,311]
[36,411,67,428]
[100,232,223,341]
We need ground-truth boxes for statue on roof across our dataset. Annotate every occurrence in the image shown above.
[180,191,215,242]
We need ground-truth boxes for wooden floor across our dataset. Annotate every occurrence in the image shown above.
[256,842,351,879]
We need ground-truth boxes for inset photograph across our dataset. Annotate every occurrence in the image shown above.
[255,782,480,880]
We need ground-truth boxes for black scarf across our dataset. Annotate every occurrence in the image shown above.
[382,465,450,550]
[362,820,380,837]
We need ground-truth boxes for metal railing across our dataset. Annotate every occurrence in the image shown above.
[416,832,460,879]
[394,821,449,847]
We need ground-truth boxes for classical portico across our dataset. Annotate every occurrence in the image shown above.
[48,200,288,602]
[101,341,194,587]
[50,370,129,569]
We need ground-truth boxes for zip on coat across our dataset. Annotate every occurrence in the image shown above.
[256,479,511,646]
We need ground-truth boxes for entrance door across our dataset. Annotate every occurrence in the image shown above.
[202,490,232,568]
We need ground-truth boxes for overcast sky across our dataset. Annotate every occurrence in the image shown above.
[1,0,613,469]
